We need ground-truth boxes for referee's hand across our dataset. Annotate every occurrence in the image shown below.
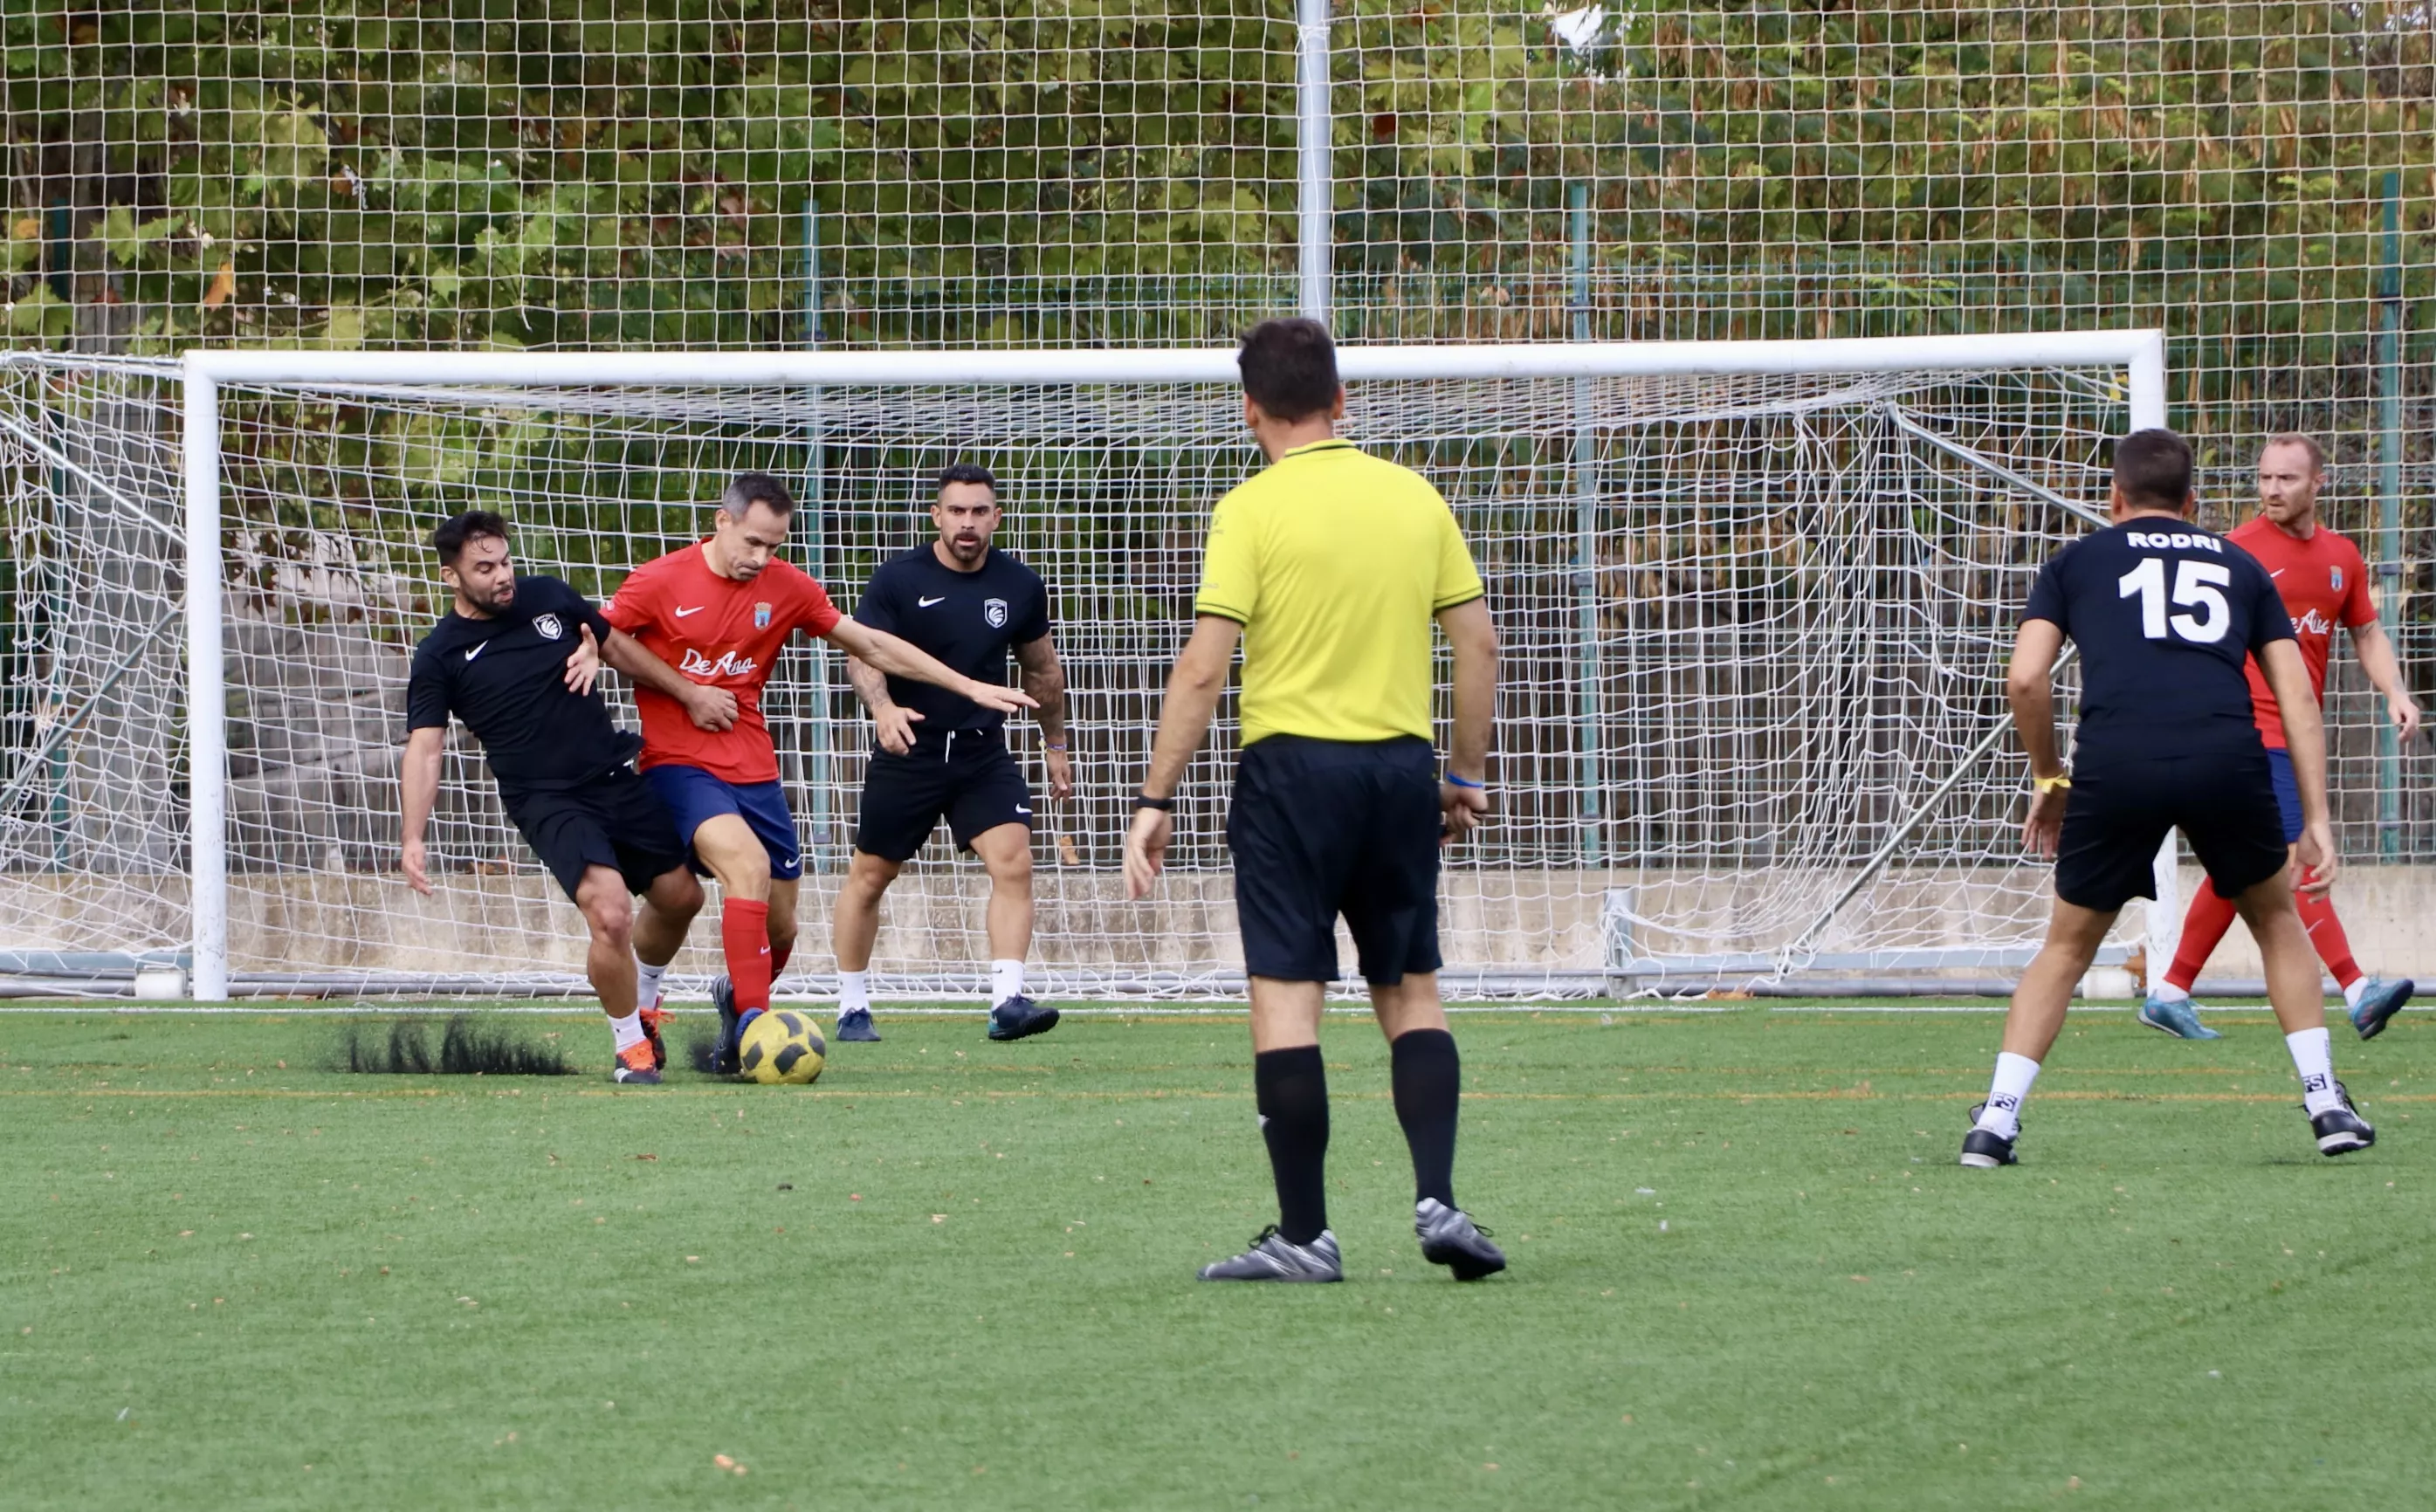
[401,836,434,897]
[1125,807,1171,899]
[1440,780,1490,845]
[2295,821,2338,901]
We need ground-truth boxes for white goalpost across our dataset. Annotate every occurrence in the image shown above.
[0,331,2170,1002]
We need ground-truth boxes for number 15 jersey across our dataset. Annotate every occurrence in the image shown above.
[2023,518,2295,759]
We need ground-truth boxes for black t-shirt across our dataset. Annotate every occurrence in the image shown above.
[405,575,633,793]
[852,545,1051,745]
[2023,519,2295,759]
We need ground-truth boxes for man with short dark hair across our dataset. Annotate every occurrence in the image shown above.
[2142,432,2420,1040]
[830,462,1071,1042]
[1962,427,2377,1167]
[401,510,736,1084]
[1126,318,1506,1282]
[603,471,1036,1072]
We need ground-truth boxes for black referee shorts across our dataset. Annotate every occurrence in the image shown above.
[500,765,690,903]
[1228,734,1442,986]
[2053,739,2289,912]
[855,735,1034,863]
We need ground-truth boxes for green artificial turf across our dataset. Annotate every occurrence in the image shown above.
[4,1005,2433,1509]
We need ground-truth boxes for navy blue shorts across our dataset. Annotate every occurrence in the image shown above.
[499,765,689,903]
[1227,734,1442,986]
[856,736,1033,863]
[642,764,804,882]
[2054,739,2288,912]
[2266,746,2304,845]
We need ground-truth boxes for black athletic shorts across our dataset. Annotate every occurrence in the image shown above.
[2053,738,2289,912]
[499,764,690,903]
[855,734,1034,863]
[1228,734,1442,986]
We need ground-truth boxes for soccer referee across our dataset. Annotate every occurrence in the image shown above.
[1125,318,1504,1283]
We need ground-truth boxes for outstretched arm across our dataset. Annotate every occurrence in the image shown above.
[825,615,1037,717]
[2261,638,2337,898]
[597,626,737,731]
[399,725,446,896]
[1125,615,1240,897]
[2350,620,2422,743]
[1014,633,1072,801]
[2007,618,2068,856]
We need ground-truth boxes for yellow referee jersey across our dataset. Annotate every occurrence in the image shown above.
[1194,438,1484,746]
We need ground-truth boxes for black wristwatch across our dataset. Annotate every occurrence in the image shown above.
[1134,794,1175,812]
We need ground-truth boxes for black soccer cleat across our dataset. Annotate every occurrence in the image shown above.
[987,995,1059,1042]
[709,975,741,1076]
[1197,1226,1342,1282]
[835,1007,882,1042]
[1414,1198,1506,1281]
[2350,977,2414,1041]
[2311,1082,2376,1156]
[1958,1102,2019,1168]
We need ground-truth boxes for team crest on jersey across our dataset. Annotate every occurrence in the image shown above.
[2331,567,2343,591]
[754,601,773,629]
[533,613,563,641]
[983,597,1008,629]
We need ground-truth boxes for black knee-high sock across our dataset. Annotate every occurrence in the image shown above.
[1253,1045,1330,1244]
[1390,1027,1460,1208]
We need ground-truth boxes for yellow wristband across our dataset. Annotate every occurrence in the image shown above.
[2033,774,2072,794]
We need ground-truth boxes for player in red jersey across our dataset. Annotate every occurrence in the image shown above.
[602,471,1035,1070]
[2144,435,2423,1041]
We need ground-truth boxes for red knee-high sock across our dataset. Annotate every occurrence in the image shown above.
[722,898,774,1015]
[2164,879,2240,993]
[2296,890,2362,990]
[769,938,795,979]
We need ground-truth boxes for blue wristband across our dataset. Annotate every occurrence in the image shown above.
[1445,772,1485,791]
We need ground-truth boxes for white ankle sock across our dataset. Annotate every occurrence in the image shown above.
[839,970,870,1014]
[991,958,1025,1007]
[2286,1027,2342,1113]
[1978,1052,2040,1137]
[2343,978,2369,1011]
[634,959,668,1011]
[608,1012,646,1053]
[2150,980,2191,1004]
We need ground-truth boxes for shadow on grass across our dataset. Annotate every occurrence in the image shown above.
[332,1015,577,1076]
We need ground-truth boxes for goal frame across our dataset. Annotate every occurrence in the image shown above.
[178,331,2171,1000]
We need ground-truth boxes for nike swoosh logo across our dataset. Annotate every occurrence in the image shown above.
[2271,569,2286,578]
[780,856,798,869]
[674,605,705,617]
[918,595,946,608]
[463,643,485,661]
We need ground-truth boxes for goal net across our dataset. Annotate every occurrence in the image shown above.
[0,335,2164,1000]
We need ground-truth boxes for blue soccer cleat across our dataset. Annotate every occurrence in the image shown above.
[2138,992,2221,1041]
[835,1007,882,1042]
[2349,977,2414,1041]
[987,995,1059,1042]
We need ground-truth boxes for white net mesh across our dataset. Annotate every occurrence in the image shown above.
[0,345,2145,999]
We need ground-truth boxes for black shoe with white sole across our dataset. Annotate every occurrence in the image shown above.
[2311,1082,2376,1156]
[1958,1102,2019,1168]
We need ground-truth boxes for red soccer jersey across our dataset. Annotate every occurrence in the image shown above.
[2228,514,2377,749]
[602,543,843,783]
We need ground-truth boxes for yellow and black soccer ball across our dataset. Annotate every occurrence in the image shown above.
[738,1010,826,1085]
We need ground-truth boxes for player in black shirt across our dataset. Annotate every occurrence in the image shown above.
[1962,429,2374,1166]
[401,510,740,1084]
[832,463,1070,1043]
